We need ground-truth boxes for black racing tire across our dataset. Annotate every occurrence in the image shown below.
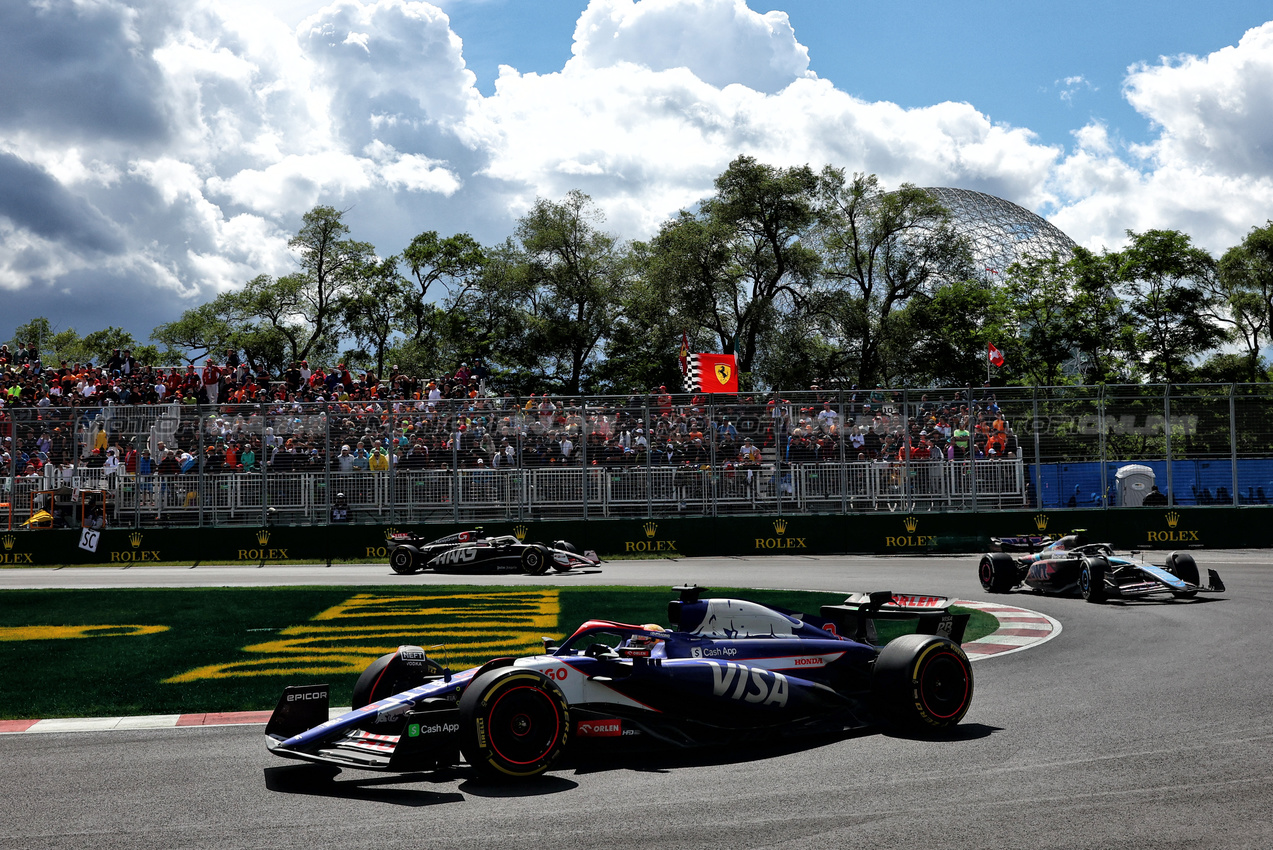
[389,545,419,575]
[458,667,570,780]
[553,540,578,554]
[520,545,551,576]
[1079,556,1107,603]
[873,634,974,733]
[351,649,444,711]
[978,552,1018,593]
[1166,551,1199,598]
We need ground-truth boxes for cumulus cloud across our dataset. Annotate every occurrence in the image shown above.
[0,0,1271,344]
[1048,21,1273,251]
[570,0,812,94]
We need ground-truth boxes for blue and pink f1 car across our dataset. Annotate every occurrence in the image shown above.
[980,531,1225,603]
[265,586,975,780]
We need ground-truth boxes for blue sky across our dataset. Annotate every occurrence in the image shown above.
[2,0,1272,345]
[440,0,1273,151]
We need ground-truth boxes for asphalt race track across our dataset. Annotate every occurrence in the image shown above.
[2,551,1272,849]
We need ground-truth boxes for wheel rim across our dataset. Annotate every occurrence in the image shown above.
[916,650,971,720]
[978,559,992,588]
[486,686,561,766]
[1079,566,1091,596]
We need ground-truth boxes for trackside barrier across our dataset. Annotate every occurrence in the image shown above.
[1,505,1265,566]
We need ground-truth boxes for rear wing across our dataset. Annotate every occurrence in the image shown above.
[821,591,969,646]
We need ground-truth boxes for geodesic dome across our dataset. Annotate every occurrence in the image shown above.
[921,187,1077,277]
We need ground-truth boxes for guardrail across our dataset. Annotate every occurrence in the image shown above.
[4,458,1026,528]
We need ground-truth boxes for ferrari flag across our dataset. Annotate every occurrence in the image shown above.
[988,343,1005,367]
[685,353,739,394]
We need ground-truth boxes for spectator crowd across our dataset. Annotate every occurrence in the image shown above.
[2,345,1022,486]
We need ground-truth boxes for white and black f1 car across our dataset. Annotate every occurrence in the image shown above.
[387,530,601,576]
[979,531,1225,603]
[265,586,975,781]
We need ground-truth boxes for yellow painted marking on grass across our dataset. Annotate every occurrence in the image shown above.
[164,590,562,682]
[0,624,170,641]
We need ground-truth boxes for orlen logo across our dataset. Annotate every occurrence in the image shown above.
[576,719,622,738]
[286,690,328,702]
[890,594,944,608]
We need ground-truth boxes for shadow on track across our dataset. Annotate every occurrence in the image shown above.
[263,764,466,806]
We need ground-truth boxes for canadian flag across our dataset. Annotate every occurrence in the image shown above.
[988,343,1005,367]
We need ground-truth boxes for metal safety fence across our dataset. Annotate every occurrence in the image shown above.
[2,383,1270,529]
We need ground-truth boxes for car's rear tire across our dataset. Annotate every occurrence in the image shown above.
[978,552,1018,593]
[458,667,570,780]
[520,545,551,576]
[390,545,419,574]
[1079,556,1107,603]
[873,634,973,733]
[1166,551,1199,598]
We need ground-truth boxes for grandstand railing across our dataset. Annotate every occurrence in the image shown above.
[2,458,1027,527]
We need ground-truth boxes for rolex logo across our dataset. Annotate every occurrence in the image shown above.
[644,521,658,538]
[1034,513,1049,531]
[902,516,918,533]
[256,529,270,546]
[384,527,398,540]
[1165,511,1180,528]
[513,524,528,541]
[1,535,13,551]
[129,532,144,548]
[773,519,787,535]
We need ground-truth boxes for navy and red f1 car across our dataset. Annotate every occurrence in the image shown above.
[979,531,1225,603]
[265,586,975,780]
[387,529,601,576]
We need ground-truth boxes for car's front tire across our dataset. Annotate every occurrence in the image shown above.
[1166,551,1200,598]
[978,553,1018,593]
[390,545,419,574]
[873,634,974,733]
[1079,556,1107,603]
[520,545,551,576]
[458,667,570,780]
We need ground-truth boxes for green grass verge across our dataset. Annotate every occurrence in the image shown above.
[0,586,996,719]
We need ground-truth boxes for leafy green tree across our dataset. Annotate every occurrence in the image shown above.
[1001,249,1128,387]
[1117,229,1222,383]
[699,156,821,377]
[593,240,691,393]
[1215,221,1273,381]
[400,231,486,340]
[284,205,376,361]
[341,256,407,379]
[901,278,1016,387]
[514,190,627,394]
[79,327,139,365]
[813,170,973,386]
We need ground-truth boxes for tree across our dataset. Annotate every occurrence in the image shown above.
[1215,221,1273,381]
[1117,229,1222,383]
[699,156,821,377]
[285,206,376,361]
[901,278,1016,387]
[341,256,407,379]
[813,170,973,386]
[400,231,486,341]
[514,190,627,394]
[1002,249,1128,387]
